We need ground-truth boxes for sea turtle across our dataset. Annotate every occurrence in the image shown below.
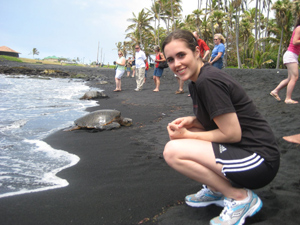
[64,109,132,131]
[79,90,108,100]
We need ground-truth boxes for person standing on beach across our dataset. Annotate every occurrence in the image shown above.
[144,61,149,83]
[162,30,280,225]
[153,45,166,92]
[193,31,210,60]
[134,45,147,91]
[208,33,226,69]
[270,16,300,104]
[126,57,132,77]
[174,74,185,94]
[114,51,126,92]
[131,56,136,78]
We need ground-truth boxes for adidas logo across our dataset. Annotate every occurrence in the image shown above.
[219,144,227,153]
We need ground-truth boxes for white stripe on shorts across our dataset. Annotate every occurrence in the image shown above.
[216,153,265,175]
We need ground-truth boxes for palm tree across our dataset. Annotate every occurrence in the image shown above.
[181,14,197,32]
[30,48,39,59]
[231,0,242,68]
[115,42,122,51]
[240,16,254,64]
[253,0,259,65]
[198,0,202,9]
[263,0,273,53]
[170,0,182,31]
[119,0,299,68]
[125,29,140,55]
[148,1,159,45]
[291,0,300,24]
[158,0,182,33]
[193,9,205,38]
[126,9,153,47]
[272,0,292,69]
[253,50,273,68]
[152,0,165,46]
[114,42,130,58]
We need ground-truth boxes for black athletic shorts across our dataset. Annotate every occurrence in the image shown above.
[212,142,280,189]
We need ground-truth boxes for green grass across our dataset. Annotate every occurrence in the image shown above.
[0,55,23,62]
[225,66,239,69]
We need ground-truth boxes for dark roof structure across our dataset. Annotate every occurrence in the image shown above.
[0,46,21,57]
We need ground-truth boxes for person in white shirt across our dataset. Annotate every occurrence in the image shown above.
[134,45,147,91]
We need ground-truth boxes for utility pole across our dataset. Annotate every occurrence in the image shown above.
[97,41,100,64]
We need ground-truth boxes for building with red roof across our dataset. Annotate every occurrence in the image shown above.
[0,46,21,57]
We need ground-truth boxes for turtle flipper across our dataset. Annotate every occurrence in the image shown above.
[63,126,81,131]
[98,122,121,130]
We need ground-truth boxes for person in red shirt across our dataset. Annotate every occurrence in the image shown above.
[153,45,166,92]
[144,61,149,83]
[193,31,210,60]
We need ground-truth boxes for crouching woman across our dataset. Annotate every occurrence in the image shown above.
[162,29,280,225]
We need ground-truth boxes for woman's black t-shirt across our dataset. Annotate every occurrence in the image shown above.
[188,63,279,162]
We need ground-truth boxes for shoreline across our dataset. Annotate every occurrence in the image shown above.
[0,60,300,224]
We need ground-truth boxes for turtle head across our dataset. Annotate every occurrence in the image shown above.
[120,117,132,127]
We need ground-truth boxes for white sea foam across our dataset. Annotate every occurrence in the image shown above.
[0,74,99,198]
[0,119,28,131]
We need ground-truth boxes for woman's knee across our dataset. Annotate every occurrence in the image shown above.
[163,141,180,164]
[293,73,299,80]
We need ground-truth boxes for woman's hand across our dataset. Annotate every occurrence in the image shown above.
[167,123,189,140]
[167,116,204,140]
[166,113,241,143]
[169,116,195,129]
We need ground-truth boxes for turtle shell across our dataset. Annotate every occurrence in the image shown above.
[75,109,121,129]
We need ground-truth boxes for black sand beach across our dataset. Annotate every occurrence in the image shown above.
[0,60,300,225]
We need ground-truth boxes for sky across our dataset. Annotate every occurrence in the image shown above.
[0,0,199,65]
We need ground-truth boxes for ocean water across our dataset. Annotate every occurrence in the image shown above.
[0,74,98,198]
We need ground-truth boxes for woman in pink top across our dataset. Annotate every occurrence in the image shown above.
[270,16,300,104]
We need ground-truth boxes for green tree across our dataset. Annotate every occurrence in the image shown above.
[114,41,129,58]
[148,1,160,45]
[119,0,297,68]
[253,50,274,68]
[193,9,205,38]
[30,48,39,59]
[126,9,153,47]
[272,0,292,69]
[240,12,254,64]
[232,0,242,68]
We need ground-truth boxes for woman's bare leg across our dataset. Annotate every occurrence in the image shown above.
[164,139,247,200]
[153,76,160,92]
[285,63,299,103]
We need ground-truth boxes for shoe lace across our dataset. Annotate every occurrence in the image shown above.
[195,189,205,198]
[195,185,209,198]
[220,198,235,220]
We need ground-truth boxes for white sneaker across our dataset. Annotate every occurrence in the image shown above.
[210,189,263,225]
[185,185,224,207]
